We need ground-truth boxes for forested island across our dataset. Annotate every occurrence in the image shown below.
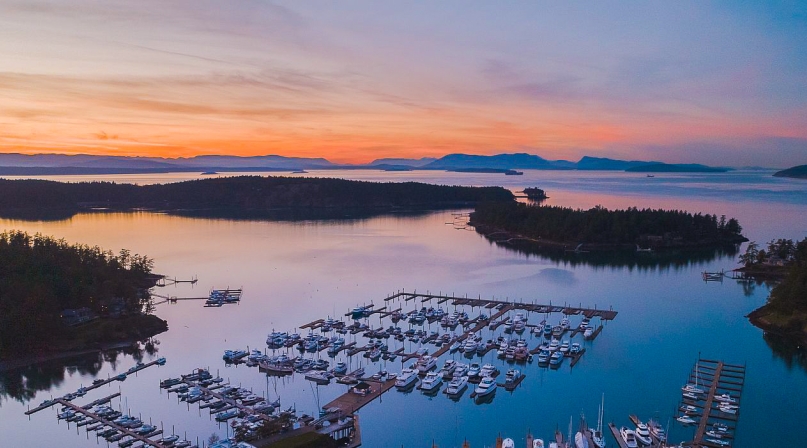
[470,201,747,251]
[0,176,513,220]
[744,238,807,344]
[0,231,166,364]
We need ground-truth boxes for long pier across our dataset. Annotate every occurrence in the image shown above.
[383,291,617,320]
[180,377,274,422]
[689,358,745,447]
[55,398,167,447]
[25,359,164,415]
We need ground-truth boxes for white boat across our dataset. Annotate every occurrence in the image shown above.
[463,338,478,353]
[718,405,737,415]
[682,391,700,401]
[560,317,570,329]
[474,376,497,398]
[676,415,696,425]
[445,375,469,396]
[420,372,443,392]
[575,432,589,448]
[395,369,418,389]
[559,340,570,353]
[647,419,666,443]
[619,427,638,448]
[468,363,481,378]
[438,360,457,378]
[502,438,515,448]
[480,363,497,378]
[504,369,521,386]
[449,341,461,352]
[548,339,560,351]
[634,422,652,445]
[591,394,606,448]
[706,439,730,447]
[715,393,736,403]
[533,439,545,448]
[416,355,437,374]
[583,327,594,339]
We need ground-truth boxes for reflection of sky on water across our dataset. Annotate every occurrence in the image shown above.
[0,170,805,447]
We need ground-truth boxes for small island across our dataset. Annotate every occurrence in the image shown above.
[0,231,166,368]
[744,238,807,344]
[773,164,807,179]
[470,200,747,251]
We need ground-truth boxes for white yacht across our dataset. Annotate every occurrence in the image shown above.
[420,372,443,392]
[502,438,515,448]
[533,439,545,448]
[634,422,652,445]
[474,376,497,398]
[445,375,469,396]
[416,355,437,374]
[591,394,606,448]
[559,340,570,353]
[676,415,696,425]
[548,339,560,351]
[619,427,638,448]
[395,368,418,389]
[583,327,594,339]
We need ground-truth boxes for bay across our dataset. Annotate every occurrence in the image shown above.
[0,169,805,447]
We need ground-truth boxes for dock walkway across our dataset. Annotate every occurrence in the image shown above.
[55,398,167,447]
[383,291,617,320]
[688,358,745,447]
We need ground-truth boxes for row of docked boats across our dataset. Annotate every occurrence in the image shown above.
[204,288,242,307]
[59,401,196,448]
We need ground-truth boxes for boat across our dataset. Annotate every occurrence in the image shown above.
[715,393,736,403]
[548,339,560,351]
[438,360,457,379]
[333,362,348,375]
[647,419,666,443]
[619,427,638,448]
[559,340,570,353]
[502,438,515,448]
[504,369,521,386]
[304,371,333,385]
[537,350,551,365]
[160,435,180,444]
[706,439,730,447]
[420,372,443,392]
[583,327,594,339]
[444,376,469,396]
[395,369,419,389]
[533,439,545,448]
[416,355,437,374]
[449,341,461,352]
[549,351,564,368]
[634,422,652,445]
[590,394,606,448]
[215,409,240,421]
[480,363,497,378]
[575,413,589,448]
[676,415,696,425]
[473,376,497,399]
[468,363,481,378]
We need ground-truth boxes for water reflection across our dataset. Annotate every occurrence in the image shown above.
[480,235,740,271]
[0,341,159,404]
[764,332,807,374]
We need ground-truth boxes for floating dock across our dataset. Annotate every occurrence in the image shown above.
[688,358,746,447]
[383,291,617,320]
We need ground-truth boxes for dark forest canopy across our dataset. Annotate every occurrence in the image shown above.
[0,176,514,220]
[470,201,746,248]
[767,238,807,312]
[0,231,157,358]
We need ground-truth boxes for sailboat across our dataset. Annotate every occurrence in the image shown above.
[589,394,606,448]
[575,412,590,448]
[682,361,705,395]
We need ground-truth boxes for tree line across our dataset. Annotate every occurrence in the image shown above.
[0,177,513,215]
[470,201,745,246]
[757,238,807,314]
[0,231,154,357]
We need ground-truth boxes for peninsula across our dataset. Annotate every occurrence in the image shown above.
[745,238,807,344]
[0,231,166,365]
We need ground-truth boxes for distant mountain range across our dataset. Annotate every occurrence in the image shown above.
[0,152,738,175]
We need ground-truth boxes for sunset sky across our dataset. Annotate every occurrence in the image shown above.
[1,1,806,166]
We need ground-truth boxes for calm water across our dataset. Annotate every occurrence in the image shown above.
[0,170,805,448]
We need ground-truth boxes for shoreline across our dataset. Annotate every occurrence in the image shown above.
[747,305,807,346]
[470,222,745,252]
[0,314,168,373]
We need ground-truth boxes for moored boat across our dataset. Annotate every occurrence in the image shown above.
[619,427,638,448]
